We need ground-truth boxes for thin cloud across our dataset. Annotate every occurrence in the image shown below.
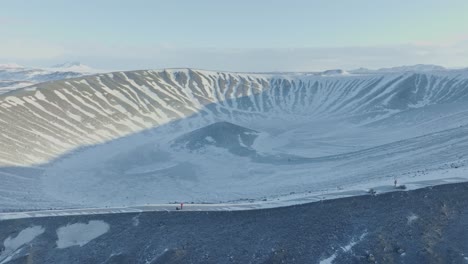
[0,17,29,26]
[0,17,10,25]
[0,40,65,60]
[412,35,468,48]
[72,43,468,71]
[4,41,468,71]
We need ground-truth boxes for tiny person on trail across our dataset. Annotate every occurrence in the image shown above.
[394,178,397,187]
[176,202,184,210]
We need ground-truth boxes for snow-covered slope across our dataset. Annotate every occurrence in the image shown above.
[1,68,468,210]
[0,63,100,94]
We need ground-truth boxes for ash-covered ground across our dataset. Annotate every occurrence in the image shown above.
[2,182,468,264]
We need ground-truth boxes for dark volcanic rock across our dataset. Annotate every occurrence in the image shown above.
[2,183,468,263]
[172,121,259,156]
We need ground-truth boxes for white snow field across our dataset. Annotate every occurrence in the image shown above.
[1,67,468,211]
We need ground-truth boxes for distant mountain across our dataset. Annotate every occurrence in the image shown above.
[320,69,349,76]
[51,61,82,68]
[350,64,447,74]
[0,63,24,70]
[0,62,101,94]
[48,61,99,73]
[376,64,447,72]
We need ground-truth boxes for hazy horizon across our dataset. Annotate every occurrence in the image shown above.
[1,0,468,71]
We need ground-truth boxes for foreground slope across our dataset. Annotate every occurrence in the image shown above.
[1,68,468,209]
[1,183,468,263]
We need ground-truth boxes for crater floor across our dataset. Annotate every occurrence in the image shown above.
[1,69,468,209]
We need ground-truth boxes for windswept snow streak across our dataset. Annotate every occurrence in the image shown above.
[1,70,468,166]
[1,69,468,209]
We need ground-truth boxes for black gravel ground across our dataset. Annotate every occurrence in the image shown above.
[2,182,468,264]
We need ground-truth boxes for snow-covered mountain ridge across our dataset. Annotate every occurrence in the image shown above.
[4,68,468,165]
[1,68,468,209]
[0,62,100,94]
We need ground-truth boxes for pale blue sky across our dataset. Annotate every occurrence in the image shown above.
[1,0,468,71]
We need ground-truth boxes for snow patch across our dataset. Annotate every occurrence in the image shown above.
[407,213,419,224]
[320,233,367,264]
[56,220,110,249]
[0,226,45,264]
[320,253,337,264]
[132,215,140,227]
[205,136,216,143]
